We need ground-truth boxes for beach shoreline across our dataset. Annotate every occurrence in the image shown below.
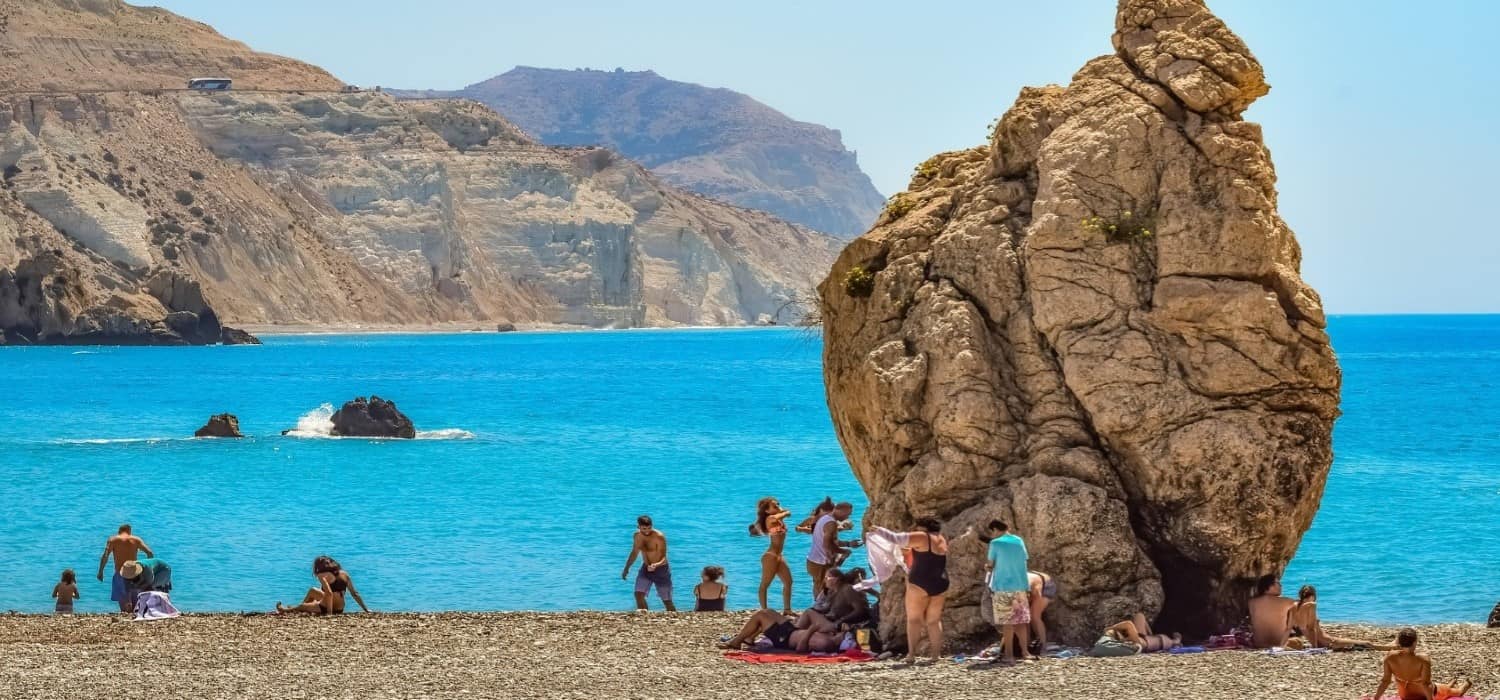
[3,612,1495,699]
[235,322,805,337]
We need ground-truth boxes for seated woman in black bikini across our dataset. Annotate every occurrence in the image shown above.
[275,555,370,615]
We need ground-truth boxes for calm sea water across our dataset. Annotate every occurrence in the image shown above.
[0,318,1496,622]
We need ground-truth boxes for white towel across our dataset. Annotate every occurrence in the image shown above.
[132,591,181,621]
[856,526,910,591]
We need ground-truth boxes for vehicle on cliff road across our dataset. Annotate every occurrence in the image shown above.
[187,78,232,91]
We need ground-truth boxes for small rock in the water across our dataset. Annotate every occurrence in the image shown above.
[220,326,262,345]
[194,413,243,438]
[330,396,416,438]
[495,322,517,333]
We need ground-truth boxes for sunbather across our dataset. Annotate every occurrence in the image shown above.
[1248,573,1297,648]
[1287,585,1395,651]
[1090,613,1181,657]
[718,609,842,653]
[1371,628,1470,700]
[275,555,368,615]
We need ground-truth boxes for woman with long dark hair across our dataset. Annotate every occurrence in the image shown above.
[750,497,794,614]
[275,555,369,615]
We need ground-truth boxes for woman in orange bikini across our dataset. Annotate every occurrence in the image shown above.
[1371,628,1470,700]
[750,497,794,614]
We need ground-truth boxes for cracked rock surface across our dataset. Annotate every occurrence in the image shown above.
[819,0,1340,645]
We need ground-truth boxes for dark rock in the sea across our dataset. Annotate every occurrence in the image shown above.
[1489,601,1500,628]
[330,396,416,438]
[220,326,262,345]
[194,413,243,438]
[495,322,517,333]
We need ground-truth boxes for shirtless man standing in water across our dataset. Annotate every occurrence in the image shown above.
[97,524,153,613]
[622,515,675,611]
[1248,573,1297,648]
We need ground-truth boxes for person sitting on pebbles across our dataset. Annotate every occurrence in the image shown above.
[119,557,172,608]
[1371,628,1470,700]
[276,555,368,615]
[1090,612,1181,657]
[1286,585,1395,651]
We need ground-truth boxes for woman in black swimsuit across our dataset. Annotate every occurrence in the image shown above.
[275,555,370,615]
[898,517,949,664]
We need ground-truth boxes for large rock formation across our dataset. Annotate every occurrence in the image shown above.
[330,396,416,439]
[0,1,840,344]
[399,67,887,238]
[820,0,1340,647]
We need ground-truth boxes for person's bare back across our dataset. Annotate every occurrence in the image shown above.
[1247,575,1296,648]
[104,534,147,572]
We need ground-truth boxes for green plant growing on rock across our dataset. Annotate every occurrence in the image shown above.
[913,156,942,180]
[1082,210,1154,243]
[884,193,916,221]
[844,265,876,298]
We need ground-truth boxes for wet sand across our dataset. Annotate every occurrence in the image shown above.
[2,613,1495,699]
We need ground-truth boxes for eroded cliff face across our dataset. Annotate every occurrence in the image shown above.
[820,0,1340,645]
[0,1,840,343]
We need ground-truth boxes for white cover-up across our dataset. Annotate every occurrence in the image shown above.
[856,526,910,591]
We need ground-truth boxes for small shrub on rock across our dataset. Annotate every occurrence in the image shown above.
[884,193,916,221]
[844,265,876,298]
[188,170,205,181]
[1083,210,1153,243]
[174,190,195,206]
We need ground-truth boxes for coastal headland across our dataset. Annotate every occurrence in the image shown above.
[2,613,1494,699]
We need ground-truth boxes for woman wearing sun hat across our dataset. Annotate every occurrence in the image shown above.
[119,557,172,607]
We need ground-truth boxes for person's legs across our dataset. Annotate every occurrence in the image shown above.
[923,594,945,661]
[1130,612,1151,637]
[633,567,652,610]
[999,624,1016,661]
[758,553,776,610]
[796,609,834,632]
[903,584,928,662]
[806,560,828,598]
[1031,597,1049,651]
[720,609,782,649]
[776,558,793,615]
[111,573,130,613]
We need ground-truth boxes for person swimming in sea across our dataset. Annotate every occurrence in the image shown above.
[749,497,793,614]
[276,555,369,615]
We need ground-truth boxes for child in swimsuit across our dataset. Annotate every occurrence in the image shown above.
[52,569,79,615]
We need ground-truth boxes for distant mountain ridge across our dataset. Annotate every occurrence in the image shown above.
[398,67,885,238]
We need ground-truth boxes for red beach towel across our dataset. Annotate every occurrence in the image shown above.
[723,649,875,664]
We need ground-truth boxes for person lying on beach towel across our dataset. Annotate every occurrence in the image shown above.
[1287,585,1395,651]
[1371,628,1470,700]
[717,609,844,653]
[275,556,369,615]
[1090,613,1181,657]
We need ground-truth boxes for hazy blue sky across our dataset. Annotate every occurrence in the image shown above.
[147,0,1498,313]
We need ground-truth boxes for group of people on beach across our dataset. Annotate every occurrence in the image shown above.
[56,523,368,618]
[648,500,1474,699]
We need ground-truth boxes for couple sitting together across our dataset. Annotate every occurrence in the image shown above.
[719,568,870,653]
[1248,575,1390,650]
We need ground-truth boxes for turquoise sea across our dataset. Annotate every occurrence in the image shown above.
[0,317,1496,622]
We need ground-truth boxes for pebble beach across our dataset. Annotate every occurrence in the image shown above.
[3,613,1496,699]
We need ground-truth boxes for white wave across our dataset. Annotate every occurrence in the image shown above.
[71,350,98,355]
[55,437,174,445]
[416,428,476,440]
[282,403,337,438]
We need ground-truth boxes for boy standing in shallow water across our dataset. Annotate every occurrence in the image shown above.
[622,515,675,611]
[52,569,79,615]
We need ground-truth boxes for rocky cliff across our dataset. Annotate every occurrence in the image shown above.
[402,67,886,238]
[820,0,1340,646]
[0,1,840,343]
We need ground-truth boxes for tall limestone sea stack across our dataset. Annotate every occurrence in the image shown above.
[820,0,1341,645]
